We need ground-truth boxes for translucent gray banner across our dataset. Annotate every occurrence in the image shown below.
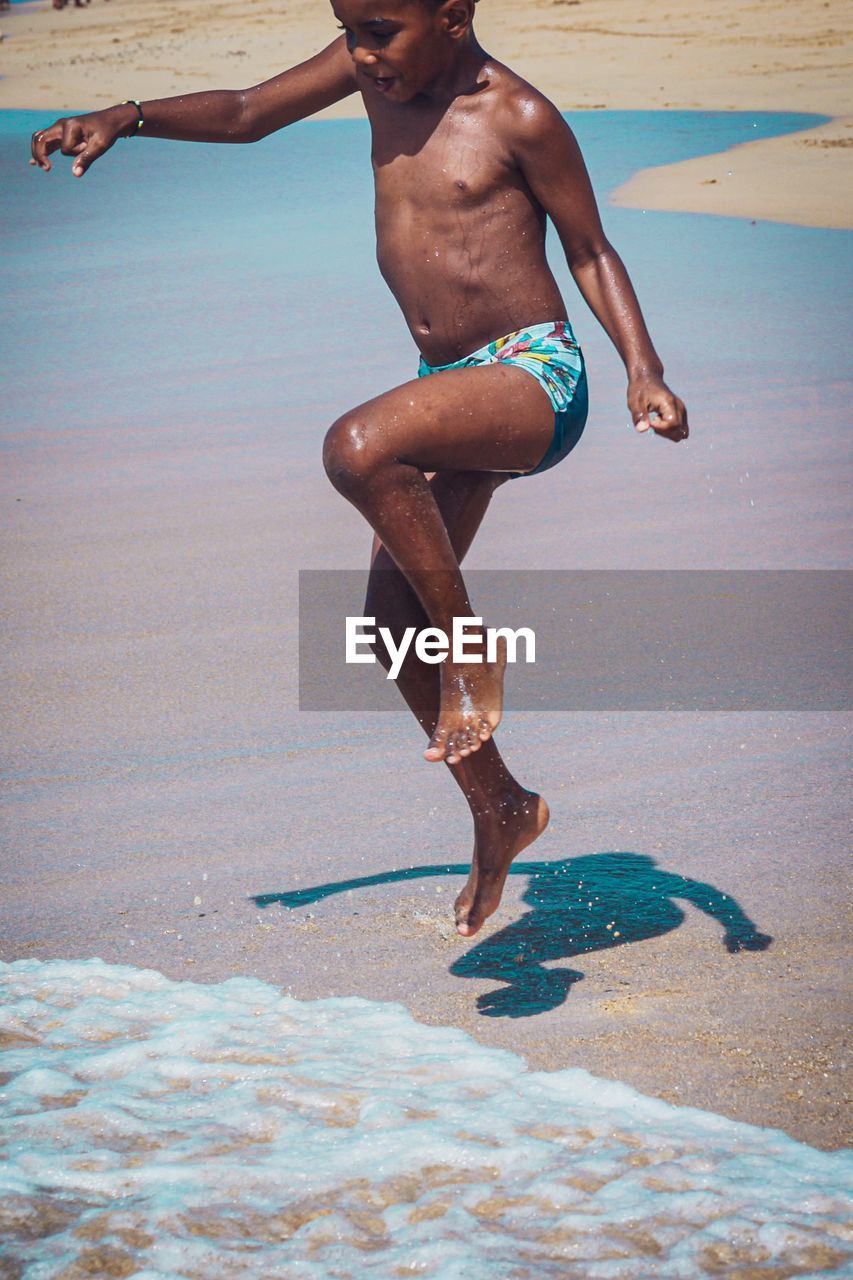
[298,571,851,711]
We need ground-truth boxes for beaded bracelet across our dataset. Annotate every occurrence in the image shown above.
[120,99,144,137]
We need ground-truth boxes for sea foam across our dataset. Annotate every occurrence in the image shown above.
[1,958,850,1278]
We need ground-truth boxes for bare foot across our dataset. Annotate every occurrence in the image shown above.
[455,790,550,937]
[424,637,506,764]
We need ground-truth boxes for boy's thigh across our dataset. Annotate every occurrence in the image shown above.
[340,362,555,475]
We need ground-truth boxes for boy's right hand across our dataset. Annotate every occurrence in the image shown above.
[30,104,138,177]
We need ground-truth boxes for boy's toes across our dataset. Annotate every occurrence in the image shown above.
[478,718,493,741]
[431,727,483,764]
[424,731,448,762]
[456,911,484,938]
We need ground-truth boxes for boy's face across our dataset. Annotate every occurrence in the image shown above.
[331,0,470,103]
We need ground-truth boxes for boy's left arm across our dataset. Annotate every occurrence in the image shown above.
[510,96,688,441]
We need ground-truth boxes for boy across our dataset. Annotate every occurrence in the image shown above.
[30,0,688,937]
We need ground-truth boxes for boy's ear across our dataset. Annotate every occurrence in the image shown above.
[442,0,476,39]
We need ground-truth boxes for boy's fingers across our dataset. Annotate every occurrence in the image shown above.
[71,139,107,176]
[630,383,689,441]
[30,128,46,167]
[649,395,689,441]
[30,123,62,171]
[59,119,85,157]
[654,418,689,442]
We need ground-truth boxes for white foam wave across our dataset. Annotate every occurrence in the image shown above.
[1,958,850,1278]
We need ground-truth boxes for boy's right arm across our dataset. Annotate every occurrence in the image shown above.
[31,36,356,177]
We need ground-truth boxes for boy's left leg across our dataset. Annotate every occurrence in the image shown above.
[323,361,554,765]
[365,469,549,936]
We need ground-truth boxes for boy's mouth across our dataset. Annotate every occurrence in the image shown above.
[370,75,396,93]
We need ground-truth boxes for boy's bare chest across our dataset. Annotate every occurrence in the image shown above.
[370,108,518,216]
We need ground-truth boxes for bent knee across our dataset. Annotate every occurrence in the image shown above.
[323,412,387,492]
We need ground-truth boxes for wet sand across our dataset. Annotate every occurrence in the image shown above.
[1,0,851,228]
[7,700,849,1150]
[3,302,850,1151]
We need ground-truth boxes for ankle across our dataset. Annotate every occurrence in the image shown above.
[470,783,531,823]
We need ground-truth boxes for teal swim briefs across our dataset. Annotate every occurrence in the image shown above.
[417,319,588,478]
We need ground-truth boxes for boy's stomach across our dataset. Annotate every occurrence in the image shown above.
[375,233,568,367]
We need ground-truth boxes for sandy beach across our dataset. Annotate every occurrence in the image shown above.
[2,0,851,1217]
[2,0,852,227]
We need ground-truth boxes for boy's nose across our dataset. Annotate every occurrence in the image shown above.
[351,45,379,69]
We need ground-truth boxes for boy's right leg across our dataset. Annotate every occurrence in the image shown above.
[365,469,549,937]
[323,361,555,766]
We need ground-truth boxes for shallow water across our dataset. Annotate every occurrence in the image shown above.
[3,106,851,589]
[1,107,844,437]
[1,958,851,1278]
[3,106,850,573]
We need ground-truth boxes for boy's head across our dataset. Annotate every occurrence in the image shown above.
[332,0,480,103]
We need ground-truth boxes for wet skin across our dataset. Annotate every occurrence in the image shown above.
[365,466,550,935]
[324,0,685,778]
[29,0,688,935]
[322,4,685,936]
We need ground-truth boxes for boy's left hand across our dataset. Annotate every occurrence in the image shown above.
[629,376,689,442]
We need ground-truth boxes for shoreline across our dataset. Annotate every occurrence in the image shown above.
[1,0,851,229]
[611,114,853,231]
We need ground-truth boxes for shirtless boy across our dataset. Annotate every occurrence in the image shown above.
[31,0,688,938]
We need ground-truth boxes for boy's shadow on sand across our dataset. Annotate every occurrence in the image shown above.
[253,853,772,1020]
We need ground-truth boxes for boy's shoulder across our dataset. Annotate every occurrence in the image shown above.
[482,58,571,148]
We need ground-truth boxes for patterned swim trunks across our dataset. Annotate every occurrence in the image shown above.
[417,319,588,477]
